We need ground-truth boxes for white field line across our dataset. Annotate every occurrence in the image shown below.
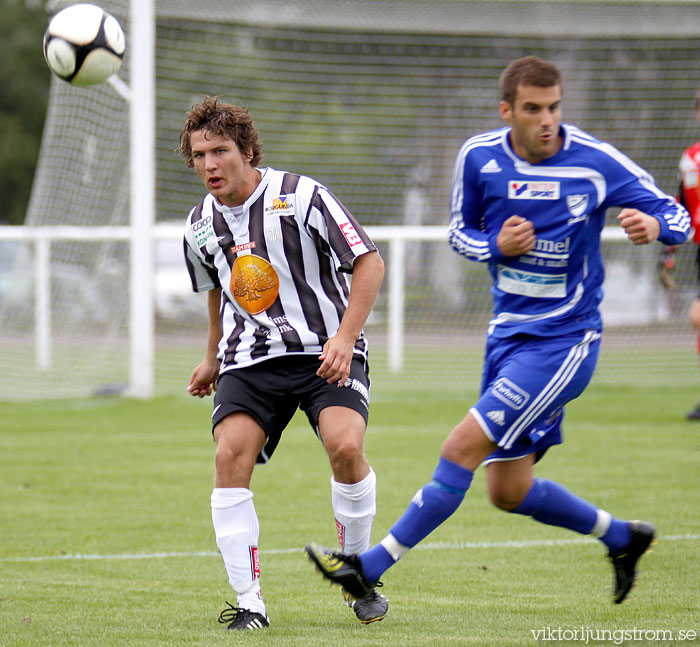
[3,534,698,563]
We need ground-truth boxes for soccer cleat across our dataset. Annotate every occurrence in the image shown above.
[217,602,269,630]
[608,520,656,604]
[305,542,376,599]
[344,588,388,624]
[686,402,700,420]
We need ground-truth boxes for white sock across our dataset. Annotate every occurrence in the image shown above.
[331,468,377,553]
[211,487,266,618]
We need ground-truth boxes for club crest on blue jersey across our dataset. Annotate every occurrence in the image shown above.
[508,181,560,200]
[566,194,589,219]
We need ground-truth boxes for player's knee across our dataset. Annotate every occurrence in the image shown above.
[214,439,253,474]
[488,483,527,511]
[326,435,365,469]
[214,444,236,473]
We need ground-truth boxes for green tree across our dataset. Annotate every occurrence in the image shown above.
[0,0,50,225]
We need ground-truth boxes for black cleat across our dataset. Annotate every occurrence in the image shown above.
[305,542,376,599]
[217,602,269,630]
[344,588,388,624]
[687,402,700,420]
[608,520,656,604]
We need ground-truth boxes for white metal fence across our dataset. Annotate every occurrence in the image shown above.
[3,222,681,403]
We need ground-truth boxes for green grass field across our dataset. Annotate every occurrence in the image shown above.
[1,386,699,646]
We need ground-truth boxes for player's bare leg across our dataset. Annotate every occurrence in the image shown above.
[306,412,493,598]
[212,413,269,629]
[485,454,535,511]
[318,406,387,623]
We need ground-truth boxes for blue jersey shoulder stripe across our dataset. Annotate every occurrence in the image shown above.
[451,129,505,215]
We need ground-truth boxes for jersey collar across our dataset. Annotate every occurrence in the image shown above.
[211,167,271,216]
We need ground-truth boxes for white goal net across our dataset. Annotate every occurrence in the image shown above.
[1,0,699,401]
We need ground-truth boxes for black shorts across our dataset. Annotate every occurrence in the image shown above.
[212,354,370,463]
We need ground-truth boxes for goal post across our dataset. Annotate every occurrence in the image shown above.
[128,0,156,398]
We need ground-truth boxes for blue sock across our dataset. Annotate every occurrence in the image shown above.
[359,457,473,583]
[600,519,632,552]
[511,478,631,551]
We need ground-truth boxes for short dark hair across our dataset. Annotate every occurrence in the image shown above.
[500,56,562,105]
[179,96,263,168]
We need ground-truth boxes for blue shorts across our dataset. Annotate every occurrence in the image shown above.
[472,329,601,465]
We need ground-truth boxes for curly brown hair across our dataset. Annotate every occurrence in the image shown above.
[500,57,562,106]
[178,96,263,168]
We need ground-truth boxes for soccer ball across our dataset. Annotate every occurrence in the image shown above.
[43,4,125,87]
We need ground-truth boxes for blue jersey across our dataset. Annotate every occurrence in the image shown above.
[449,123,690,338]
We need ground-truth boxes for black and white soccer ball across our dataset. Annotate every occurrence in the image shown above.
[43,3,125,87]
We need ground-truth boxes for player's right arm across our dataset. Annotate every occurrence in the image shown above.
[183,203,225,397]
[447,136,533,261]
[187,287,222,398]
[495,215,536,256]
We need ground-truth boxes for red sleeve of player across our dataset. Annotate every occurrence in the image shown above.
[679,142,700,244]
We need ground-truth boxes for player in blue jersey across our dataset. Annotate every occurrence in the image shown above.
[306,56,690,608]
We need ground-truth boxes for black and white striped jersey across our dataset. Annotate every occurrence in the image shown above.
[183,167,377,373]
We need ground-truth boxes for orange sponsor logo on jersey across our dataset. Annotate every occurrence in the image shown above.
[230,255,279,315]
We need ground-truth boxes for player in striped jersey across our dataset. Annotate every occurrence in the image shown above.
[306,57,690,609]
[179,97,386,629]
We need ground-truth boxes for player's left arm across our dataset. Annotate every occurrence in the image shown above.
[317,250,384,386]
[617,209,661,245]
[617,202,689,246]
[602,147,690,246]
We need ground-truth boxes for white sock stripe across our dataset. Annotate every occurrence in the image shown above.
[590,509,612,538]
[380,533,410,561]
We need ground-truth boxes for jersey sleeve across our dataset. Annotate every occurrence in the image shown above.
[601,143,690,246]
[183,208,221,293]
[303,185,377,272]
[447,141,504,263]
[678,146,700,243]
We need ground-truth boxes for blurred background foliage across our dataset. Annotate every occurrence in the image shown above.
[0,0,51,225]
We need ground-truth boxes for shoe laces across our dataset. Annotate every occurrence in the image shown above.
[217,601,243,625]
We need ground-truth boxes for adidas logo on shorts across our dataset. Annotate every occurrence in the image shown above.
[486,410,506,426]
